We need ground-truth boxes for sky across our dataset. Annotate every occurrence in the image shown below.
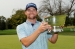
[0,0,74,18]
[0,0,41,18]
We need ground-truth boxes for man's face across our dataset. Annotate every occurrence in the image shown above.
[25,7,37,19]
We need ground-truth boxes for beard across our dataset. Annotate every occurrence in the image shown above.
[28,15,37,19]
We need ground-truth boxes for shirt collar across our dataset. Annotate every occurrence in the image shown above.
[26,20,39,25]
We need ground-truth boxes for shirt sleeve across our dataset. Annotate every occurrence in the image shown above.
[16,25,27,40]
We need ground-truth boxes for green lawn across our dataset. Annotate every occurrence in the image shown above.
[48,35,75,49]
[0,29,16,35]
[0,34,75,49]
[0,29,75,49]
[0,35,21,49]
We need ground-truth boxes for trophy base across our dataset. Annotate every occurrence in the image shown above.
[52,26,63,32]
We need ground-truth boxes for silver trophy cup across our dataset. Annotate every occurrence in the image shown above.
[44,15,66,33]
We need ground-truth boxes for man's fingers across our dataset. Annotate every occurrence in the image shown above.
[47,25,53,30]
[41,22,48,25]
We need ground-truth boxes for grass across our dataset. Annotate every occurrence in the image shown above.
[0,34,75,49]
[0,29,16,35]
[0,29,75,49]
[63,26,75,32]
[48,35,75,49]
[0,35,21,49]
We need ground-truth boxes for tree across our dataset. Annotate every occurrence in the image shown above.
[38,0,75,17]
[6,18,12,29]
[66,0,75,17]
[0,16,6,30]
[8,9,26,29]
[38,0,75,26]
[73,12,75,25]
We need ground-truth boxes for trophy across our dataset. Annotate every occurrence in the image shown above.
[43,15,66,33]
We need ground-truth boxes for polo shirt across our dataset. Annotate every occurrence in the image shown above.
[16,20,52,49]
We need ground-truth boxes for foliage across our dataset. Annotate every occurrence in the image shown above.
[65,12,75,26]
[7,9,26,29]
[6,18,12,29]
[73,13,75,25]
[0,16,6,30]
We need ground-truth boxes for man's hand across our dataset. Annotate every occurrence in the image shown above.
[37,22,52,33]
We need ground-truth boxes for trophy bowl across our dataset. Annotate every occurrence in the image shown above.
[44,14,66,33]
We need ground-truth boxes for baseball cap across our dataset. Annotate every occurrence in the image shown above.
[25,3,37,10]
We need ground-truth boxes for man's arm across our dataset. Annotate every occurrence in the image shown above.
[48,33,58,44]
[20,22,48,47]
[20,29,41,47]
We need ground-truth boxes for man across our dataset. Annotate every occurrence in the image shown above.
[16,3,58,49]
